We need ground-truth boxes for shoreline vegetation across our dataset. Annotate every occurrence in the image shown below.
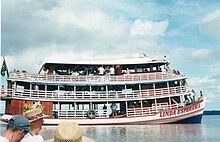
[203,110,220,115]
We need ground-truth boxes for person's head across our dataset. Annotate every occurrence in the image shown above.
[29,118,44,134]
[3,115,31,142]
[25,107,49,134]
[200,91,203,96]
[45,122,95,142]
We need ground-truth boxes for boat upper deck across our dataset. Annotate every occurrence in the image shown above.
[8,71,186,85]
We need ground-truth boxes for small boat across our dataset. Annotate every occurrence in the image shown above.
[0,56,205,125]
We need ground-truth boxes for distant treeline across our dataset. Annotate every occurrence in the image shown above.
[203,110,220,115]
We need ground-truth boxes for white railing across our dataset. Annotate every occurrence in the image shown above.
[127,103,183,117]
[9,72,185,83]
[52,102,186,118]
[1,86,188,100]
[53,109,108,118]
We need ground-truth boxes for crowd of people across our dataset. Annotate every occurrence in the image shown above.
[184,89,204,105]
[0,105,95,142]
[98,65,116,75]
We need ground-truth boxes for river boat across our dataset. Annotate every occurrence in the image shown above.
[0,56,205,125]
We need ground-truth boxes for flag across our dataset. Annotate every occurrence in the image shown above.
[1,57,9,77]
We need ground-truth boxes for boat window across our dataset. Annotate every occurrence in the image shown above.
[141,84,153,89]
[76,86,90,91]
[169,81,180,87]
[155,83,167,89]
[126,84,139,90]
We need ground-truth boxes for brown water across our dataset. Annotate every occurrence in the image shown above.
[1,115,220,142]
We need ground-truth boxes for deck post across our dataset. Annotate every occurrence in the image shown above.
[139,84,142,97]
[58,101,60,118]
[168,97,172,109]
[141,100,143,115]
[126,101,128,117]
[45,85,47,98]
[167,82,170,95]
[153,83,156,96]
[155,99,158,112]
[30,84,32,97]
[179,80,182,93]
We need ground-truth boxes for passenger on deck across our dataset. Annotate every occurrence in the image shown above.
[165,65,171,73]
[103,104,107,116]
[98,66,104,75]
[190,89,196,103]
[103,104,107,110]
[173,69,177,75]
[110,103,118,117]
[184,94,190,105]
[71,71,79,76]
[110,65,115,75]
[115,65,122,75]
[34,85,39,91]
[105,66,110,75]
[198,91,203,101]
[126,68,130,75]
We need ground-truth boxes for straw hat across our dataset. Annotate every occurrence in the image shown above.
[45,122,95,142]
[25,108,50,122]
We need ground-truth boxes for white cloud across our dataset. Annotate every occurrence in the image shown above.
[130,19,169,36]
[203,10,220,23]
[191,48,213,59]
[188,75,220,106]
[202,10,220,40]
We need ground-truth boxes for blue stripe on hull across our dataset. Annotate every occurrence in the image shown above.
[170,115,203,124]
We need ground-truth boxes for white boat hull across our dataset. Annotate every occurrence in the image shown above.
[44,100,205,125]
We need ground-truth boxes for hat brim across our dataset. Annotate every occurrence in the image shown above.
[29,114,50,122]
[44,136,95,142]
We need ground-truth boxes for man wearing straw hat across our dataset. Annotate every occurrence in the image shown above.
[21,105,50,142]
[45,122,95,142]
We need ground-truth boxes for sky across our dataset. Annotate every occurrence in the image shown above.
[1,0,220,110]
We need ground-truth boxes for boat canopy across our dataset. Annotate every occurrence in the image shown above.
[39,57,168,75]
[44,57,166,66]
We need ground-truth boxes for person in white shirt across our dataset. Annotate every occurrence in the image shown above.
[0,115,31,142]
[21,104,50,142]
[110,65,115,75]
[190,89,196,103]
[98,66,104,75]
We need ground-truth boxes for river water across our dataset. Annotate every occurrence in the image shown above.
[1,115,219,142]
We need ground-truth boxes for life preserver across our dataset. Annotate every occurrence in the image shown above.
[87,109,96,119]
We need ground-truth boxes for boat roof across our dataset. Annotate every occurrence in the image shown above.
[44,57,167,66]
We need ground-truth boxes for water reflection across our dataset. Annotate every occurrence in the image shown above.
[39,124,205,142]
[3,116,220,142]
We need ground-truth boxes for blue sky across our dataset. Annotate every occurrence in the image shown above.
[1,0,220,110]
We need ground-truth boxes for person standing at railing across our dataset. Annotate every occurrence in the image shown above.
[98,66,104,75]
[126,68,130,75]
[103,104,107,116]
[110,65,115,75]
[33,85,39,97]
[115,65,122,75]
[110,103,118,117]
[190,89,196,103]
[198,91,204,101]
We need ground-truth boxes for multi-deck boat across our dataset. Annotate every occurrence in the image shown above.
[0,56,205,125]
